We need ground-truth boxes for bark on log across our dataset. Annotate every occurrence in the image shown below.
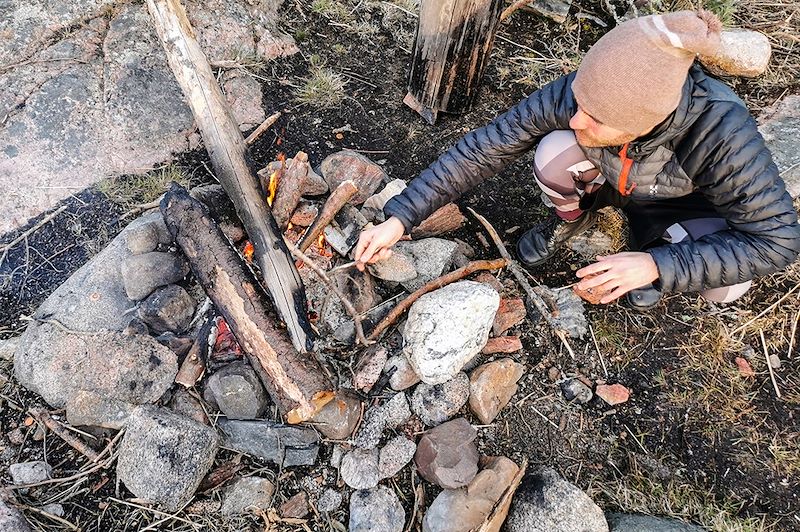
[298,180,358,253]
[161,184,334,423]
[146,0,313,352]
[272,152,310,231]
[405,0,504,124]
[411,203,467,238]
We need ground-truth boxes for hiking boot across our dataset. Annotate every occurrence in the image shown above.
[626,284,662,310]
[517,211,597,267]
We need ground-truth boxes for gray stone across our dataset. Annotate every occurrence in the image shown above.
[15,327,177,409]
[321,150,388,205]
[759,95,800,198]
[217,418,319,467]
[367,250,418,282]
[321,266,380,335]
[221,70,265,131]
[505,467,608,532]
[361,179,407,222]
[323,205,369,256]
[700,29,771,78]
[423,456,520,532]
[411,372,470,426]
[349,486,406,532]
[66,390,135,429]
[607,513,704,531]
[354,392,412,449]
[205,362,268,419]
[340,447,381,489]
[167,388,209,426]
[316,488,342,513]
[385,354,421,391]
[220,477,275,516]
[309,389,362,440]
[121,252,189,301]
[0,337,19,361]
[0,496,31,532]
[415,418,479,489]
[568,230,615,259]
[333,296,397,346]
[0,1,296,234]
[378,436,416,479]
[10,461,51,485]
[526,0,573,24]
[544,285,588,339]
[560,378,593,404]
[353,346,389,393]
[394,238,459,292]
[125,221,161,255]
[404,281,500,385]
[117,407,219,512]
[137,285,195,334]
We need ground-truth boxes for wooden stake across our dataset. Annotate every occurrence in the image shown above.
[244,111,281,146]
[298,180,358,252]
[146,0,313,352]
[368,258,507,341]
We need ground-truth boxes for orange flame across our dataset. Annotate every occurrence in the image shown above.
[317,233,326,251]
[267,171,279,206]
[243,241,254,262]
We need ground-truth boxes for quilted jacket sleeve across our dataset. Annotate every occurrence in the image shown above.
[648,102,800,293]
[384,73,578,232]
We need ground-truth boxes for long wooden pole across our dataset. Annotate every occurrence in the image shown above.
[146,0,313,352]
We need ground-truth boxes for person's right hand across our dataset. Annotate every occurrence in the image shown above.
[354,216,406,271]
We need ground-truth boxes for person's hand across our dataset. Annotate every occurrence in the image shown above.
[354,217,406,271]
[575,252,659,304]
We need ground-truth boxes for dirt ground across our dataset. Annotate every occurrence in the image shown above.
[1,0,799,531]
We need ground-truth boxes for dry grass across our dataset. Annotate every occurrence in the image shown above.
[96,165,191,211]
[295,57,347,109]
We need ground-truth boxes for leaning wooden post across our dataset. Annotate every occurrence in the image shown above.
[146,0,313,352]
[404,0,504,124]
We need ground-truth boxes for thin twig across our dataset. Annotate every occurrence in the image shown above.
[759,328,782,398]
[788,308,800,359]
[531,406,560,430]
[0,205,67,266]
[589,323,609,377]
[285,239,372,346]
[368,258,508,341]
[500,0,531,21]
[29,408,101,462]
[17,504,79,530]
[108,497,200,528]
[19,314,105,336]
[624,424,648,454]
[245,111,282,145]
[733,282,800,334]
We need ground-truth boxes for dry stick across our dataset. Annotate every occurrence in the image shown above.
[467,207,576,358]
[0,205,67,265]
[244,111,281,146]
[732,281,800,335]
[788,308,800,359]
[500,0,532,21]
[298,180,358,252]
[285,239,372,346]
[759,328,782,398]
[8,452,118,489]
[18,504,79,531]
[29,408,101,462]
[589,323,609,377]
[368,258,508,341]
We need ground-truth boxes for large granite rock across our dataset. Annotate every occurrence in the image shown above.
[759,95,800,198]
[505,467,608,532]
[0,0,296,233]
[404,281,500,385]
[117,407,219,512]
[393,238,459,292]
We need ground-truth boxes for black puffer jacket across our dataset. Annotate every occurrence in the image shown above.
[384,65,800,293]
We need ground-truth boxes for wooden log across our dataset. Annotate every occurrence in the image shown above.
[411,203,467,238]
[298,180,358,253]
[161,184,334,423]
[272,152,310,231]
[405,0,504,124]
[146,0,313,353]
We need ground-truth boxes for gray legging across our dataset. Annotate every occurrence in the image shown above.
[533,130,751,303]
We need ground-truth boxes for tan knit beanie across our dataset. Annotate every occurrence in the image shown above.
[572,10,722,135]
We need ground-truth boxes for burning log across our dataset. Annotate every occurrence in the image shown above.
[146,0,313,353]
[271,152,312,231]
[298,180,358,253]
[161,184,334,423]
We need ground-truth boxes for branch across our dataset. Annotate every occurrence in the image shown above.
[368,258,508,341]
[29,408,101,462]
[244,111,281,146]
[298,180,358,252]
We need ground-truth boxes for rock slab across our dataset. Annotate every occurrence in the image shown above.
[404,281,500,385]
[469,359,525,424]
[607,513,705,531]
[415,418,479,489]
[217,418,319,467]
[220,477,275,516]
[349,486,405,532]
[505,467,608,532]
[117,407,219,512]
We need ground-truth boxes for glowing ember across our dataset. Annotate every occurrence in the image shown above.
[317,233,326,251]
[266,170,279,206]
[242,241,254,262]
[213,317,242,357]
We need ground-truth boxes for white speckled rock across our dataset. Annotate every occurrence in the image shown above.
[700,29,771,78]
[404,281,500,385]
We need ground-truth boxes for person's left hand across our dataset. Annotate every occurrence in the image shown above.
[575,252,660,304]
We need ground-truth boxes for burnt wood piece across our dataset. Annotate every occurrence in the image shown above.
[146,0,313,352]
[272,152,310,231]
[298,180,358,253]
[161,184,334,423]
[411,203,467,239]
[405,0,504,124]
